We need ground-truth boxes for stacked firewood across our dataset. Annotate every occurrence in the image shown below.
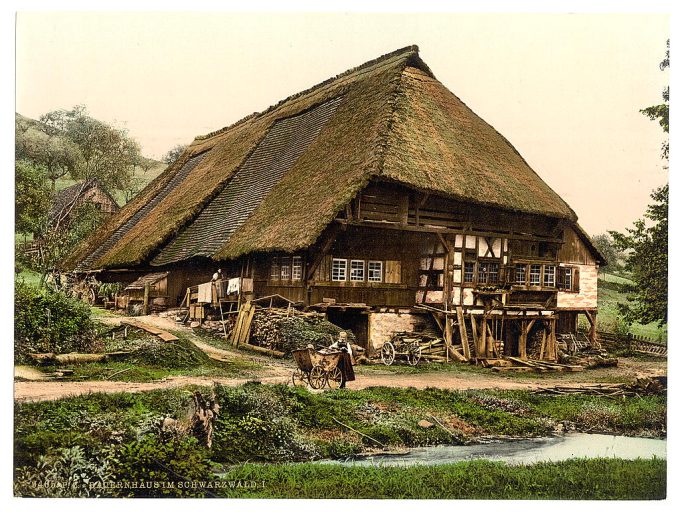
[387,332,454,362]
[249,308,353,354]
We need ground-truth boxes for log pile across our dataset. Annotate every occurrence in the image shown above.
[384,332,466,362]
[249,307,353,354]
[533,376,666,397]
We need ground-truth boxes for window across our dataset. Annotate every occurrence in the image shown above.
[529,264,541,285]
[564,267,572,290]
[488,262,499,284]
[291,256,302,281]
[543,265,556,287]
[368,261,383,282]
[478,262,488,283]
[332,258,347,281]
[350,260,365,282]
[464,261,475,283]
[515,264,526,285]
[280,257,291,281]
[270,257,280,281]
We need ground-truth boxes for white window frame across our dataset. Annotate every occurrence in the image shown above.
[291,256,302,281]
[331,258,348,282]
[270,257,280,281]
[529,264,541,286]
[280,257,291,281]
[543,265,556,287]
[368,261,383,282]
[515,264,526,285]
[350,260,365,282]
[564,267,573,290]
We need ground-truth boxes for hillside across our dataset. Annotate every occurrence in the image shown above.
[16,112,166,206]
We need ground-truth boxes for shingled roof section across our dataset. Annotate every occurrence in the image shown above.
[66,45,578,271]
[152,96,344,266]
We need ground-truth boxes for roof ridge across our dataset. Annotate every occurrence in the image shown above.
[194,45,421,143]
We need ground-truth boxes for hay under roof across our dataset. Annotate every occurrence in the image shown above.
[65,45,578,271]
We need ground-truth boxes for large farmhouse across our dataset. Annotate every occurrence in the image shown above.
[65,46,604,359]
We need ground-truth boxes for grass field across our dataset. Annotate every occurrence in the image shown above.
[215,458,666,499]
[596,273,667,343]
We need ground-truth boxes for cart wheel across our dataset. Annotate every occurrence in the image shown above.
[291,369,305,387]
[326,367,343,389]
[381,341,396,366]
[407,344,422,366]
[309,365,326,389]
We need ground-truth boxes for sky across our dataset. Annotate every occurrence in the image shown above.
[14,11,669,236]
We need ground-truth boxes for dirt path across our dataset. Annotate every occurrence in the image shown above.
[15,313,666,403]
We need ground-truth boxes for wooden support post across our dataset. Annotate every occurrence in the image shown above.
[584,310,599,348]
[456,306,471,359]
[519,320,527,359]
[539,329,547,360]
[470,314,479,359]
[143,283,150,316]
[444,315,454,363]
[480,315,488,358]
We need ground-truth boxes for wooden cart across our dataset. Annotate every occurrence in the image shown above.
[291,348,344,389]
[380,334,422,366]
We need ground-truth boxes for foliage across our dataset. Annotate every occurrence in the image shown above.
[640,39,669,159]
[39,105,142,193]
[109,434,215,497]
[216,458,666,499]
[14,446,115,498]
[28,199,105,278]
[15,159,50,235]
[608,43,669,327]
[591,233,621,272]
[16,125,83,190]
[14,280,101,361]
[610,184,668,326]
[162,143,188,165]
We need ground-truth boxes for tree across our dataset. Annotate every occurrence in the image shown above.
[15,160,50,235]
[16,127,83,191]
[162,144,188,165]
[640,39,669,159]
[591,233,621,275]
[610,185,668,326]
[39,106,141,194]
[609,41,669,327]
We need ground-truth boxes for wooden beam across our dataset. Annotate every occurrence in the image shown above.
[436,232,453,254]
[470,314,479,359]
[306,224,340,281]
[335,219,564,244]
[519,320,528,359]
[480,316,488,358]
[456,306,471,359]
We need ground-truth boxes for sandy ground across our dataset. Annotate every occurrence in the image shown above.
[14,314,667,403]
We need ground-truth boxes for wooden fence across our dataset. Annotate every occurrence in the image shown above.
[595,330,667,357]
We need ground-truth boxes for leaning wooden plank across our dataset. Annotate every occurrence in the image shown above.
[239,303,257,346]
[456,307,471,360]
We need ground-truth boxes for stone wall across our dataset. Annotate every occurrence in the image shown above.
[368,311,434,354]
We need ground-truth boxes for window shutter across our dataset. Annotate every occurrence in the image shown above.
[557,267,565,289]
[572,267,580,292]
[385,260,401,284]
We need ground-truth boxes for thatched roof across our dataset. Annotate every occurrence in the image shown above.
[65,45,579,271]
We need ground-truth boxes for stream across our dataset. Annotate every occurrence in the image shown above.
[323,433,667,467]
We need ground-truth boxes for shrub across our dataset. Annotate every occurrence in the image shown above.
[109,434,214,497]
[14,280,101,361]
[14,446,114,498]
